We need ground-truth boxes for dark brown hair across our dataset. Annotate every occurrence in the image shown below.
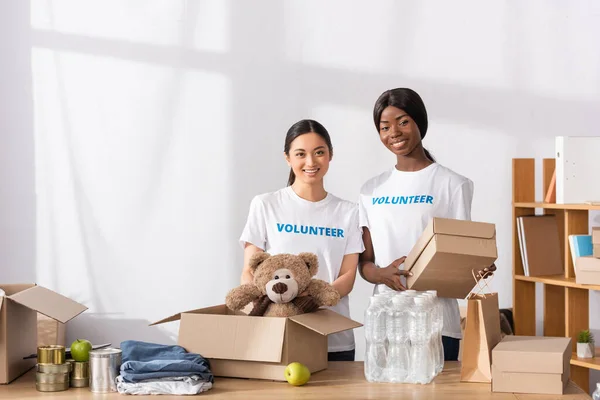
[284,119,333,186]
[373,88,435,162]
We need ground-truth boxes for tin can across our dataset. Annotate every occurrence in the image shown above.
[37,345,66,365]
[70,361,90,388]
[37,363,71,374]
[35,371,69,392]
[89,348,122,393]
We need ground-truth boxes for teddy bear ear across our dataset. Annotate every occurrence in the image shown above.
[297,252,319,276]
[249,252,271,272]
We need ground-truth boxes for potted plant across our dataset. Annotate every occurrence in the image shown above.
[577,329,595,358]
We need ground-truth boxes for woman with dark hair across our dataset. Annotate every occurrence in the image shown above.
[239,119,364,361]
[358,88,473,361]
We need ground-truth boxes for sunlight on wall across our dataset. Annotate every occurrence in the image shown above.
[32,46,233,343]
[31,0,230,53]
[284,1,510,88]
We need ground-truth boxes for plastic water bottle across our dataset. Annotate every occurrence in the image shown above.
[364,296,387,382]
[409,296,433,384]
[592,383,600,400]
[426,290,444,374]
[386,296,410,383]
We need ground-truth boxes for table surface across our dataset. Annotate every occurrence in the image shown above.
[0,361,591,399]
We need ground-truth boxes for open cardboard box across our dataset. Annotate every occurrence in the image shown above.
[0,284,87,384]
[492,335,571,395]
[152,304,361,381]
[404,217,498,299]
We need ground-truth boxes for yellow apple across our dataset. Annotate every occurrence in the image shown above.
[284,362,310,386]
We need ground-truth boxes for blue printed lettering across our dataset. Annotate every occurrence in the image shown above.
[274,223,345,239]
[371,195,435,206]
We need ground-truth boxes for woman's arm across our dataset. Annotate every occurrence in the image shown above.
[358,227,410,291]
[241,243,264,284]
[331,253,359,298]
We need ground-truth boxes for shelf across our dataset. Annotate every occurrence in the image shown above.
[513,202,600,210]
[571,349,600,370]
[514,274,600,291]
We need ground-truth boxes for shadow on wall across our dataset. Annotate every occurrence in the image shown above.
[67,313,177,348]
[0,0,35,284]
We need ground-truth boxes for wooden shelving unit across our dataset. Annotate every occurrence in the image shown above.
[512,158,599,391]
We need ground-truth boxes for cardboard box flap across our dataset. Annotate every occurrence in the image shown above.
[493,336,571,373]
[288,309,362,335]
[8,286,87,323]
[179,313,287,363]
[150,312,182,326]
[0,283,36,296]
[151,305,236,326]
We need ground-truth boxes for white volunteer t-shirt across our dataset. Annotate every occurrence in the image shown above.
[358,163,474,339]
[240,186,365,352]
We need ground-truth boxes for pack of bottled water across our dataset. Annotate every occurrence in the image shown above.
[364,290,444,384]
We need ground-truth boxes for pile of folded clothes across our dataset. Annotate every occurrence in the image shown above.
[116,340,214,395]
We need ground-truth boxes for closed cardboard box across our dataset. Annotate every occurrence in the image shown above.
[152,305,361,381]
[0,284,87,384]
[404,218,498,299]
[575,256,600,285]
[492,335,571,395]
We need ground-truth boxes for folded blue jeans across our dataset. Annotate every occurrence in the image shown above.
[119,340,213,383]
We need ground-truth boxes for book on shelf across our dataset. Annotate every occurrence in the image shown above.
[568,235,593,267]
[516,215,563,277]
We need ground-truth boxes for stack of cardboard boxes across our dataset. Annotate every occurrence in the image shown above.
[491,336,571,395]
[575,227,600,284]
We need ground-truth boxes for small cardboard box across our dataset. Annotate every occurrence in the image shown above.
[492,335,571,395]
[404,218,498,298]
[593,227,600,258]
[0,284,87,384]
[575,256,600,285]
[152,304,361,381]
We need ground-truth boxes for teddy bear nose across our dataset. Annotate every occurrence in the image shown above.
[272,282,288,294]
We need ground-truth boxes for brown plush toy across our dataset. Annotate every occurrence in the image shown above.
[225,252,340,317]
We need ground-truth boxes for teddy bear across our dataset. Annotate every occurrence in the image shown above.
[225,252,340,317]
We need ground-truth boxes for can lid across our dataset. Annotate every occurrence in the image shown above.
[89,348,122,358]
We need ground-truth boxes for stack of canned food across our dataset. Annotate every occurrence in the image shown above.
[36,345,90,392]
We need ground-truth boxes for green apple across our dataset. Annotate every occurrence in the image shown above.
[284,362,310,386]
[70,339,93,362]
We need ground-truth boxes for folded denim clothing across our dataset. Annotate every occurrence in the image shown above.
[116,374,212,395]
[120,340,213,383]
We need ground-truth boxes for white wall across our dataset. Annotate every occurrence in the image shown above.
[2,0,600,391]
